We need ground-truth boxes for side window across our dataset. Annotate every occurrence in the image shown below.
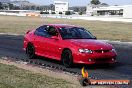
[34,26,51,37]
[47,26,58,36]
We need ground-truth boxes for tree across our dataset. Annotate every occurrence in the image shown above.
[90,0,101,5]
[79,12,83,15]
[8,3,14,10]
[14,6,20,10]
[36,6,40,10]
[23,6,30,10]
[69,7,79,12]
[73,7,79,12]
[78,7,86,13]
[101,3,108,6]
[2,4,8,10]
[30,6,36,10]
[49,4,55,11]
[0,2,3,9]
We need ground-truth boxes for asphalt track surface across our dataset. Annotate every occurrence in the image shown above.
[0,34,132,87]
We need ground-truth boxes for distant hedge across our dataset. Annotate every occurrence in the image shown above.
[40,12,49,14]
[79,12,83,15]
[59,12,62,14]
[65,11,71,15]
[51,12,56,14]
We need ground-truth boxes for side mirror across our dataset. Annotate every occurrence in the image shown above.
[51,36,59,40]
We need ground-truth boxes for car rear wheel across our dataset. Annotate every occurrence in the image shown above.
[26,44,36,59]
[62,50,73,68]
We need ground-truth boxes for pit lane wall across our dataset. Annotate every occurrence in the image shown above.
[1,10,132,22]
[0,10,40,17]
[0,12,26,16]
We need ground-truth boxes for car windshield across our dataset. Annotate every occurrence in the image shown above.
[59,27,96,39]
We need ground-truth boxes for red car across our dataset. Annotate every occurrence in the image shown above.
[23,24,117,67]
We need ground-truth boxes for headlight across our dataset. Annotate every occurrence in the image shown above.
[111,49,116,52]
[79,49,93,54]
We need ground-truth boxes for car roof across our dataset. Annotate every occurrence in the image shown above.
[48,24,78,28]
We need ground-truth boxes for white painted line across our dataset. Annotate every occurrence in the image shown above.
[100,40,132,44]
[0,33,24,36]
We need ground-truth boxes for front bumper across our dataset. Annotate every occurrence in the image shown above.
[73,52,117,65]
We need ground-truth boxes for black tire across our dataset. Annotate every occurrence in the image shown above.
[26,44,36,59]
[61,50,73,68]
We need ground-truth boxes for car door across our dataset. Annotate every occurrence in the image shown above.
[33,25,51,56]
[45,26,62,60]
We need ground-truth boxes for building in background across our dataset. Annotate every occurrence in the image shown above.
[121,5,132,18]
[93,5,124,16]
[86,4,132,18]
[86,4,108,16]
[54,1,69,14]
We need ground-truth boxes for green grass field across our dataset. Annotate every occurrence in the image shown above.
[0,15,132,41]
[0,63,76,88]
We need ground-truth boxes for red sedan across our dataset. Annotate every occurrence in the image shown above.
[23,24,117,67]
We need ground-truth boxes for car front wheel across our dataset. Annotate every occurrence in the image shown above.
[62,50,73,68]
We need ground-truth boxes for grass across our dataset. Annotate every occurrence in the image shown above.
[0,63,76,88]
[0,15,132,41]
